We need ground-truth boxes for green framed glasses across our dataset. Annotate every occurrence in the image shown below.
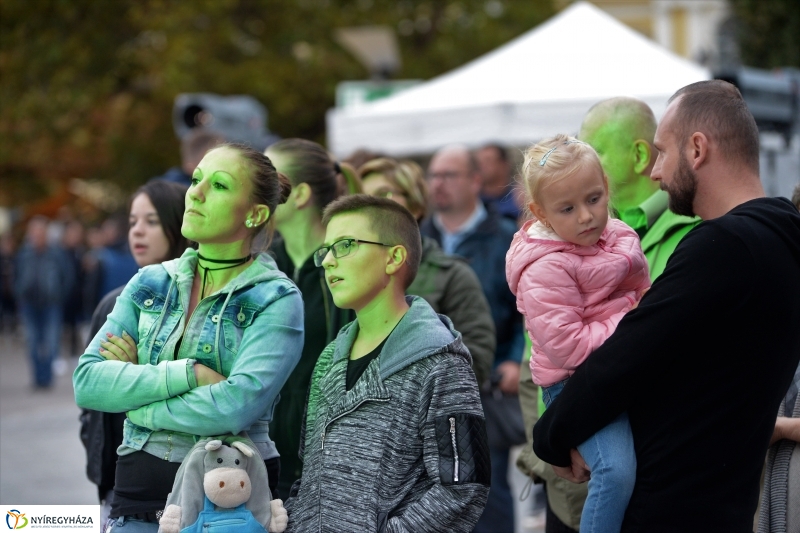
[313,238,392,267]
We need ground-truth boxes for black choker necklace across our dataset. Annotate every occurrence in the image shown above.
[197,252,251,264]
[197,253,251,298]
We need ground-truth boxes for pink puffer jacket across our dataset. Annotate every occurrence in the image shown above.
[506,218,650,387]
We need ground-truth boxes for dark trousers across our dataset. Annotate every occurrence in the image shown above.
[473,447,514,533]
[20,303,62,387]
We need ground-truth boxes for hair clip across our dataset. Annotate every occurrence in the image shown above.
[539,146,558,166]
[539,139,587,166]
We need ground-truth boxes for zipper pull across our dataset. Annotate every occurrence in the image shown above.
[321,430,325,450]
[449,417,459,482]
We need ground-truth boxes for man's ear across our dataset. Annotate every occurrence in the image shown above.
[385,245,408,277]
[689,132,709,170]
[292,183,313,210]
[633,140,652,175]
[249,204,270,227]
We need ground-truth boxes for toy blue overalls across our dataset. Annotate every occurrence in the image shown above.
[180,497,268,533]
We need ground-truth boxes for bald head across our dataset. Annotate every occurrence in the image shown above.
[581,97,657,145]
[579,97,659,205]
[431,144,479,174]
[667,80,759,173]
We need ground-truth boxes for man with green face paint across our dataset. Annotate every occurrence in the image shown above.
[516,97,701,533]
[579,97,700,281]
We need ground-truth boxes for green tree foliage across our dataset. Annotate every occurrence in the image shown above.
[0,0,553,207]
[729,0,800,69]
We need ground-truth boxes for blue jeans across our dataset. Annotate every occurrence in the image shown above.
[543,380,636,533]
[20,304,63,387]
[104,516,158,533]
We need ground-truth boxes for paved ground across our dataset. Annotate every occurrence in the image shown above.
[0,329,97,505]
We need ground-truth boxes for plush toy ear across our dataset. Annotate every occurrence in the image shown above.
[205,440,223,451]
[230,440,255,458]
[165,438,212,529]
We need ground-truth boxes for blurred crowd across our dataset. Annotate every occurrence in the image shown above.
[0,210,139,383]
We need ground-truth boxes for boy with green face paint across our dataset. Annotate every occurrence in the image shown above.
[284,194,490,533]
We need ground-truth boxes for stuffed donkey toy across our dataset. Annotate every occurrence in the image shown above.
[158,437,287,533]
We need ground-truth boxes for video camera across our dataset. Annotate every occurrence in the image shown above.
[173,93,280,151]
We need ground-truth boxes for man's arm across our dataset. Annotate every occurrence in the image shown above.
[533,223,749,466]
[771,417,800,445]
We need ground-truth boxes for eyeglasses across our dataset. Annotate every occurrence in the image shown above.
[312,238,392,267]
[372,188,404,200]
[426,171,467,181]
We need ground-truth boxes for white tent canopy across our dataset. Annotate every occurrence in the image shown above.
[327,1,710,158]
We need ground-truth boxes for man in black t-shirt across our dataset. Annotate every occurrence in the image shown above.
[533,80,800,532]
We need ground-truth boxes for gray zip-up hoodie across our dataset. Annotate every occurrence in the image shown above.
[285,296,490,533]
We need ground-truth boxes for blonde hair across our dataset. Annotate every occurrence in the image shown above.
[357,158,429,221]
[520,134,605,206]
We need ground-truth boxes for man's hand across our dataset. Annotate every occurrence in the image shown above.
[99,331,138,364]
[194,363,226,386]
[551,448,590,483]
[771,416,800,445]
[497,360,520,395]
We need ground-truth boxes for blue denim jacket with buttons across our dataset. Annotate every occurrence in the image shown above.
[73,248,304,463]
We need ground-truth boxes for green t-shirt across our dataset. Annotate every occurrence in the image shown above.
[618,190,700,281]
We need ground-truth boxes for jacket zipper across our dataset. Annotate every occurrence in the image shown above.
[450,416,459,482]
[320,397,390,450]
[316,397,390,532]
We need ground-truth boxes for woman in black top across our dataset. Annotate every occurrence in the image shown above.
[80,180,189,524]
[265,139,358,497]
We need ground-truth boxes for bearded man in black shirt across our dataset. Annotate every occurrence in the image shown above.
[533,80,800,532]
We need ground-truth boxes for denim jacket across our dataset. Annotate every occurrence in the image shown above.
[73,248,304,463]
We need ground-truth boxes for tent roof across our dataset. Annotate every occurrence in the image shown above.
[327,1,710,157]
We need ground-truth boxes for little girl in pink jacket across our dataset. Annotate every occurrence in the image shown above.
[506,134,650,533]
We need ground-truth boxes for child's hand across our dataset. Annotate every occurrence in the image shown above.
[99,331,138,364]
[632,288,650,310]
[551,448,590,483]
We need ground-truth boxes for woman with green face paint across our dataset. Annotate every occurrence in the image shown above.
[264,138,358,498]
[74,143,304,533]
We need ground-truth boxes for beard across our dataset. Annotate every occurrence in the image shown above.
[662,153,698,217]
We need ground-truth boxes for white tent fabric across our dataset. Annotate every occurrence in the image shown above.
[327,1,710,157]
